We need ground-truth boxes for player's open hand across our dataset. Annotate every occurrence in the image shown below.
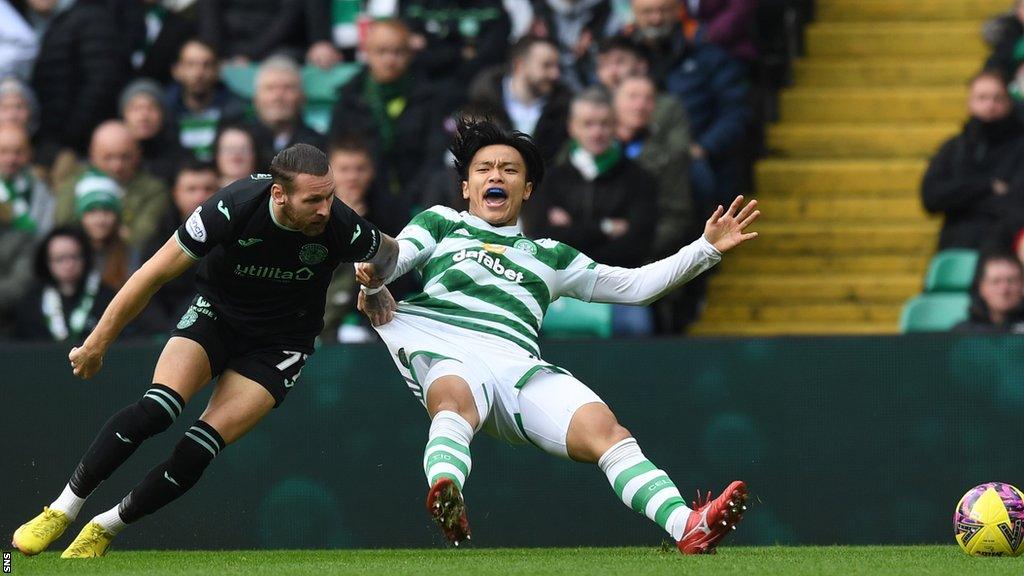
[358,287,397,327]
[69,344,104,379]
[703,195,760,253]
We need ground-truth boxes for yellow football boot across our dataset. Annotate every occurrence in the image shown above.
[60,522,114,558]
[11,507,70,555]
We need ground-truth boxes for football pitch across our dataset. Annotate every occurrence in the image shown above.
[6,546,1023,576]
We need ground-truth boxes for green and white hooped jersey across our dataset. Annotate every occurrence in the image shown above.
[394,206,600,357]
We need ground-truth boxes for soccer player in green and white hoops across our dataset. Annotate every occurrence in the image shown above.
[356,119,760,554]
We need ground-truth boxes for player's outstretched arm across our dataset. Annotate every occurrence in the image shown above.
[69,236,196,379]
[582,196,760,306]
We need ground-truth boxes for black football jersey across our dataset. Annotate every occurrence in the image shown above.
[174,174,381,347]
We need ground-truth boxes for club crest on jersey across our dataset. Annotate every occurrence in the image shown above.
[299,243,328,265]
[452,249,524,283]
[251,173,272,180]
[482,243,506,255]
[513,239,537,255]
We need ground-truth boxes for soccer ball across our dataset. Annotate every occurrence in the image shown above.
[953,482,1024,556]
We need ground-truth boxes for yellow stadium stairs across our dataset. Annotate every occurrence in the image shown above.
[689,0,1002,336]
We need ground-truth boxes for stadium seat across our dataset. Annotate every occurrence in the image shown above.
[924,249,978,293]
[541,298,613,339]
[899,293,971,333]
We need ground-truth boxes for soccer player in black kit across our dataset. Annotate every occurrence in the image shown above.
[11,144,399,558]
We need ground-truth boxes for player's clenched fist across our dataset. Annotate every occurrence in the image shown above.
[69,345,104,379]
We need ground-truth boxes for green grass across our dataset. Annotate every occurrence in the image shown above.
[6,546,1024,576]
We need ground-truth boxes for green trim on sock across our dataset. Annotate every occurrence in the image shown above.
[630,475,674,514]
[612,461,657,498]
[654,496,687,528]
[425,437,471,457]
[425,450,470,478]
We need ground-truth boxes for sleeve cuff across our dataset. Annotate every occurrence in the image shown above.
[174,230,200,261]
[698,235,722,257]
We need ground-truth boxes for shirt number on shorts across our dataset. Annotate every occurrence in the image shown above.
[277,350,309,388]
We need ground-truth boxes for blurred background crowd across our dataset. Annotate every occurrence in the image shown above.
[0,0,807,345]
[2,0,1023,346]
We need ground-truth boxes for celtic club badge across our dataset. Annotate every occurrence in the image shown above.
[299,243,328,265]
[513,239,537,255]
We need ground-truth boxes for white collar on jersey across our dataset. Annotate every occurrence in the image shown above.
[461,211,523,237]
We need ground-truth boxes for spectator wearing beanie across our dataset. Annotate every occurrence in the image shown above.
[54,121,168,250]
[120,78,186,187]
[74,173,136,290]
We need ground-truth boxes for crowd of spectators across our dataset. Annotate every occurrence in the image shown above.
[0,0,764,343]
[927,1,1024,333]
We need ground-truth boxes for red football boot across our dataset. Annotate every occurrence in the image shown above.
[677,480,748,555]
[425,477,471,546]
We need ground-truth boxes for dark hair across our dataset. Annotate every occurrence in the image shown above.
[450,117,545,188]
[179,38,218,61]
[597,35,651,64]
[967,251,1024,320]
[270,143,330,193]
[969,67,1010,88]
[214,122,262,168]
[176,159,217,178]
[509,35,557,64]
[33,225,94,288]
[327,134,372,158]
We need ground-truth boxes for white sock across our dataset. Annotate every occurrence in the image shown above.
[50,484,86,521]
[92,505,127,536]
[423,410,474,491]
[598,438,692,540]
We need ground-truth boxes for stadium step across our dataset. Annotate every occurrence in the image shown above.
[707,274,922,303]
[767,124,957,158]
[719,255,929,275]
[805,23,986,58]
[766,197,929,220]
[756,160,927,195]
[815,0,1007,22]
[780,88,965,123]
[690,0,989,337]
[743,223,938,254]
[689,321,898,336]
[701,303,902,323]
[792,59,979,88]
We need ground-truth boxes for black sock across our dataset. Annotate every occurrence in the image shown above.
[69,384,184,498]
[118,420,225,524]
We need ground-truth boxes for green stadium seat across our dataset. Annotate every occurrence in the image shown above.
[220,64,257,99]
[541,298,613,339]
[924,249,978,293]
[899,293,971,333]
